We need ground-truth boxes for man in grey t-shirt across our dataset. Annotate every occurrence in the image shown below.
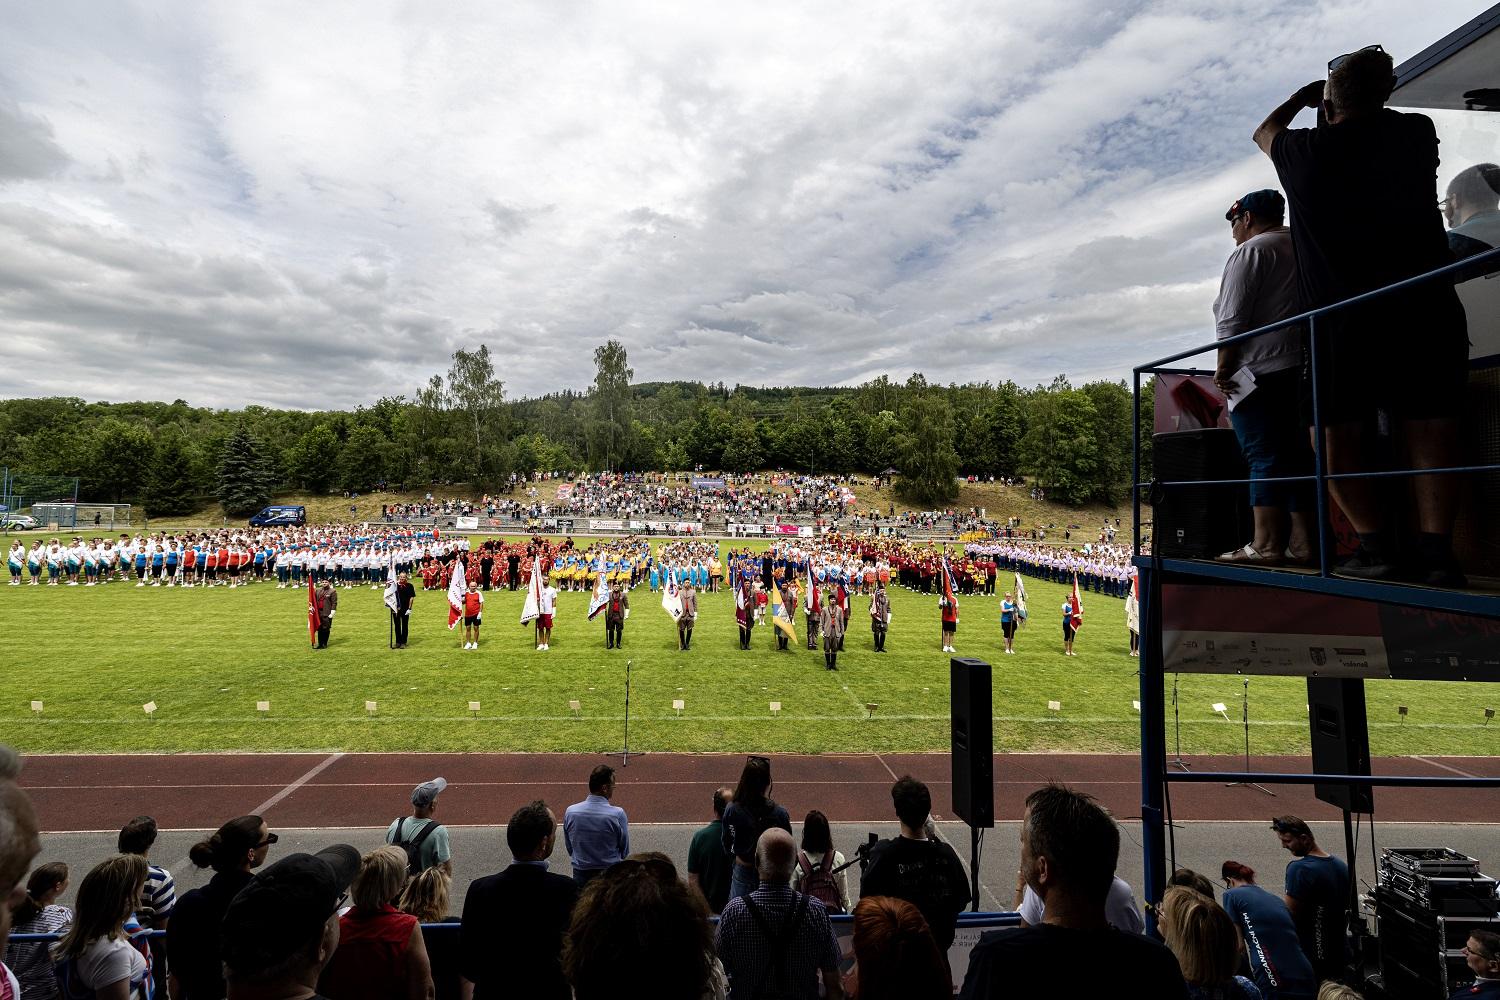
[386,777,453,875]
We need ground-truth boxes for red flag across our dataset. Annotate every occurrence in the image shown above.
[307,577,320,647]
[1069,574,1084,630]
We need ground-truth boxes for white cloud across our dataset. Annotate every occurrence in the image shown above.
[0,0,1486,407]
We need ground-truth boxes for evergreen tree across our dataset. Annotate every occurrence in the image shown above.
[721,418,765,473]
[589,339,634,470]
[216,423,274,516]
[895,394,959,506]
[142,427,199,516]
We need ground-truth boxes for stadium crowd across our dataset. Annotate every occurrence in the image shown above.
[4,745,1449,1000]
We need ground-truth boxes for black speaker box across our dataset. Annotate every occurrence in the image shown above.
[951,657,994,828]
[1308,676,1374,813]
[1152,427,1252,559]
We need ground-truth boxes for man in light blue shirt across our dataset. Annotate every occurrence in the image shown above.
[563,764,629,886]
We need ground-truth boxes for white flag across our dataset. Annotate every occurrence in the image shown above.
[383,553,398,613]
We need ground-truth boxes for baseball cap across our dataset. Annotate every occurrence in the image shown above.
[412,777,447,807]
[221,845,359,975]
[1226,189,1285,222]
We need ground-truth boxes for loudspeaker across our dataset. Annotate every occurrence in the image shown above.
[951,657,994,828]
[1151,428,1252,559]
[1308,676,1374,813]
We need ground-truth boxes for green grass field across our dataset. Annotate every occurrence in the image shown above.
[0,539,1494,755]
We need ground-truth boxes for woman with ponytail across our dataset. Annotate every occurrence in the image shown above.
[1219,861,1316,1000]
[5,862,70,999]
[166,815,273,1000]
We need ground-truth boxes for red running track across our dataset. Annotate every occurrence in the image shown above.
[17,753,1500,832]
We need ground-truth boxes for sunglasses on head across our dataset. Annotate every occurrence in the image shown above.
[1328,43,1384,74]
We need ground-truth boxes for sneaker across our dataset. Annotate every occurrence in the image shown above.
[1335,547,1397,582]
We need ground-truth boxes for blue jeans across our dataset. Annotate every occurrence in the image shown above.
[1228,366,1311,511]
[729,862,757,903]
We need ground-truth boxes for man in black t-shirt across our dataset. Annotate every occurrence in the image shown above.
[858,776,971,951]
[1254,45,1469,586]
[959,785,1188,1000]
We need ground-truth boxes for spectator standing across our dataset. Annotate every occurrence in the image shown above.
[1255,46,1470,585]
[563,765,630,886]
[959,786,1188,999]
[688,787,735,915]
[6,862,68,1000]
[220,844,360,1000]
[118,816,175,999]
[50,854,152,1000]
[845,896,951,1000]
[318,846,434,1000]
[793,809,849,915]
[398,868,462,1000]
[1158,886,1264,1000]
[1212,189,1314,567]
[1014,869,1145,933]
[568,853,725,1000]
[722,756,793,904]
[859,776,970,952]
[1443,163,1500,260]
[1272,816,1349,983]
[460,800,578,1000]
[386,778,453,876]
[715,829,843,1000]
[1221,861,1318,1000]
[0,746,42,1000]
[1458,930,1500,1000]
[168,815,274,1000]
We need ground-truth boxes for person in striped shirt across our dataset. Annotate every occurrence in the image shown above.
[119,815,176,999]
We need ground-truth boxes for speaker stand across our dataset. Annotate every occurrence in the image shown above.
[1226,677,1274,796]
[1168,674,1191,772]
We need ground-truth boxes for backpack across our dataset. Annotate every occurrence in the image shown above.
[795,850,844,914]
[393,818,438,875]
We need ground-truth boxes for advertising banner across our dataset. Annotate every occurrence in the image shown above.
[454,516,479,530]
[590,519,626,532]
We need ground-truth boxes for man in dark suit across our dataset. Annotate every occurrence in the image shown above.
[460,800,579,1000]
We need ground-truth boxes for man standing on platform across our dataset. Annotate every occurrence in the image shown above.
[678,579,697,651]
[870,581,891,653]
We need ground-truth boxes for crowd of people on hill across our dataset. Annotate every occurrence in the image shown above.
[6,744,1467,1000]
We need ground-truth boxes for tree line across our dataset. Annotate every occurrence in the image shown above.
[0,341,1150,515]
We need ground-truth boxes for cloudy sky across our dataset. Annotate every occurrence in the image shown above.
[0,1,1491,408]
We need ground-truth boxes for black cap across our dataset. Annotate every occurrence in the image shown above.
[222,845,360,975]
[1226,189,1285,222]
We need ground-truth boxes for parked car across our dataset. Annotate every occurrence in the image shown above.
[2,514,38,530]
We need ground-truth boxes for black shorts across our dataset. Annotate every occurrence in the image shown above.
[464,615,481,627]
[942,619,957,633]
[1307,293,1467,425]
[1063,622,1077,641]
[1002,620,1017,639]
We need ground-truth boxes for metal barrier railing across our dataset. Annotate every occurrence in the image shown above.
[1132,243,1500,581]
[7,910,1020,943]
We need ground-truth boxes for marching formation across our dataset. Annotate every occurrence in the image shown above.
[9,528,1132,662]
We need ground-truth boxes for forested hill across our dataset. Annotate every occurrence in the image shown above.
[0,342,1152,516]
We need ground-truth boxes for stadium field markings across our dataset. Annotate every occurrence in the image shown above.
[7,715,1494,729]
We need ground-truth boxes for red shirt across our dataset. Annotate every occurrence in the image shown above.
[319,905,418,999]
[463,591,482,615]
